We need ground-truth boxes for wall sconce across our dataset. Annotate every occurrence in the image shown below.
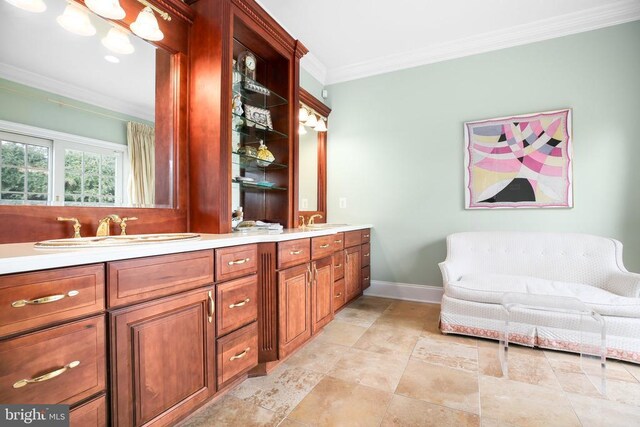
[57,2,97,36]
[299,107,309,122]
[131,6,164,41]
[298,123,307,135]
[85,0,125,20]
[102,26,135,54]
[303,113,317,128]
[314,118,327,132]
[4,0,46,13]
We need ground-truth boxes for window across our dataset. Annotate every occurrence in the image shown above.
[0,128,126,206]
[0,132,52,205]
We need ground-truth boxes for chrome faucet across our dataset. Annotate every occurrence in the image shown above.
[96,214,122,237]
[308,214,323,225]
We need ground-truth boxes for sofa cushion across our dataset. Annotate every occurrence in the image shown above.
[446,274,640,318]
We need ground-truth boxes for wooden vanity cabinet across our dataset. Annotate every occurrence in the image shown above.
[110,287,216,427]
[311,256,334,333]
[278,263,312,358]
[344,245,362,302]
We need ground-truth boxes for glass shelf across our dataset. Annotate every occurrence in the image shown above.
[232,180,287,191]
[232,113,288,140]
[232,151,287,170]
[233,72,288,108]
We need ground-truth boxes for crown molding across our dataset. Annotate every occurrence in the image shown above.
[0,62,154,122]
[326,0,640,85]
[301,52,328,85]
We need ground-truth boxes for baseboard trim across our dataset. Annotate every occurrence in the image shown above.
[364,280,444,304]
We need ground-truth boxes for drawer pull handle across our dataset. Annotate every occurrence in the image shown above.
[335,292,342,298]
[12,290,79,308]
[13,360,80,389]
[290,249,303,255]
[363,234,370,238]
[364,253,370,257]
[319,244,330,249]
[335,263,342,268]
[230,347,250,361]
[207,291,214,323]
[228,258,250,266]
[334,240,342,243]
[229,298,250,308]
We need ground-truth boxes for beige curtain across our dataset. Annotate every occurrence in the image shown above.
[127,122,155,207]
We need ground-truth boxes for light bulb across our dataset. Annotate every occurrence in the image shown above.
[130,6,164,41]
[4,0,46,13]
[85,0,125,20]
[57,3,96,36]
[299,107,309,122]
[304,113,318,128]
[314,118,327,132]
[298,123,307,135]
[102,27,135,55]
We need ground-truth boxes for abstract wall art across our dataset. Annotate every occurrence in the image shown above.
[464,109,573,209]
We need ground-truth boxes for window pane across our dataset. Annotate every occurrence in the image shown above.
[1,141,25,166]
[27,145,49,169]
[27,171,48,193]
[84,153,100,175]
[102,176,115,196]
[84,175,100,194]
[27,193,47,201]
[83,195,100,203]
[102,155,115,176]
[65,150,83,172]
[103,195,115,204]
[65,172,81,194]
[1,166,25,192]
[1,192,24,201]
[64,193,81,202]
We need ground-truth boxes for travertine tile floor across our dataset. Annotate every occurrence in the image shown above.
[178,296,640,427]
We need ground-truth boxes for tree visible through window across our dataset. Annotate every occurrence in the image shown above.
[64,149,117,205]
[0,138,50,204]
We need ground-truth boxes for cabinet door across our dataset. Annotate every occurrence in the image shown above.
[110,288,216,427]
[344,246,362,302]
[311,256,334,333]
[278,264,312,359]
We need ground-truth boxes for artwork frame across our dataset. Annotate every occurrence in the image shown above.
[244,104,273,130]
[464,109,573,209]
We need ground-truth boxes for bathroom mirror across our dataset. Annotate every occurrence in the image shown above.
[297,88,330,224]
[0,0,173,208]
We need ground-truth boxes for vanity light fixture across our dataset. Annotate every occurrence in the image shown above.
[131,6,164,41]
[299,107,309,122]
[4,0,46,13]
[102,26,135,54]
[314,118,327,132]
[298,123,307,135]
[85,0,125,20]
[303,113,318,128]
[57,2,97,36]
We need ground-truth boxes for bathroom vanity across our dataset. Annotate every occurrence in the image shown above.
[0,225,371,426]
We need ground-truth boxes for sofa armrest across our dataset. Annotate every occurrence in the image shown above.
[438,261,460,285]
[604,271,640,298]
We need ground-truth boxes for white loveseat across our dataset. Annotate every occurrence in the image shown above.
[439,232,640,363]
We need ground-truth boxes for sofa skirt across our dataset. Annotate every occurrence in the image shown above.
[440,295,640,364]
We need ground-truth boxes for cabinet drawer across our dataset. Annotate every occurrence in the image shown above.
[344,231,362,248]
[278,239,310,269]
[311,235,335,260]
[361,229,371,243]
[362,266,371,290]
[361,243,371,267]
[333,278,346,311]
[0,264,104,337]
[215,244,258,282]
[216,275,258,337]
[332,232,345,251]
[70,393,107,427]
[107,250,213,308]
[0,315,106,406]
[217,322,258,388]
[333,250,344,281]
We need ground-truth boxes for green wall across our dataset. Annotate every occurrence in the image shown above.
[0,78,152,145]
[326,21,640,286]
[300,69,327,104]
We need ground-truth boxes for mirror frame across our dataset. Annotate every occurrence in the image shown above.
[295,87,331,226]
[0,0,194,243]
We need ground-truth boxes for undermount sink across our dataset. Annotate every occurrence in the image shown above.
[35,233,201,249]
[303,223,349,230]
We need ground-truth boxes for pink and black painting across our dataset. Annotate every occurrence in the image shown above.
[464,109,573,209]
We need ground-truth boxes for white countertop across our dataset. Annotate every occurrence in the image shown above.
[0,224,372,275]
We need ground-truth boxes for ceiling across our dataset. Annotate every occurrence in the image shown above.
[257,0,640,85]
[0,0,156,122]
